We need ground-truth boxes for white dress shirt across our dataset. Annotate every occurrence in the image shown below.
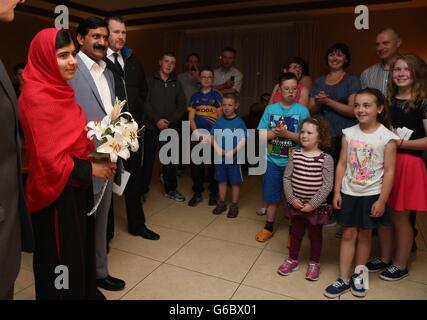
[106,48,125,69]
[78,51,113,114]
[213,67,243,93]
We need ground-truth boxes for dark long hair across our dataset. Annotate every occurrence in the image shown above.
[355,88,391,128]
[55,29,75,49]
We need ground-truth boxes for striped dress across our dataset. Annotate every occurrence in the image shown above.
[283,150,334,224]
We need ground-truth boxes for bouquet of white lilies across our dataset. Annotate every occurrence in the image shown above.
[86,98,142,215]
[87,97,141,162]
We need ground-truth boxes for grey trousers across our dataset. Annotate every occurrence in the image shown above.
[94,179,113,279]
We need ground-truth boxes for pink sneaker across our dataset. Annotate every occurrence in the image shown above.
[277,258,299,276]
[305,262,320,281]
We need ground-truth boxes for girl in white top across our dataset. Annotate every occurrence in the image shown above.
[324,88,398,299]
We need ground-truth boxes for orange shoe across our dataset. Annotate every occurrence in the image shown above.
[255,228,273,242]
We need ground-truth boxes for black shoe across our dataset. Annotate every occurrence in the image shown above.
[129,226,160,240]
[165,190,186,202]
[96,275,125,291]
[379,265,409,281]
[366,258,392,272]
[227,205,239,218]
[208,194,218,206]
[188,194,202,207]
[92,288,107,300]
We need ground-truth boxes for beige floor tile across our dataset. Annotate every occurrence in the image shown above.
[340,276,427,300]
[200,216,270,249]
[265,224,341,266]
[147,202,217,234]
[14,285,35,300]
[166,235,262,282]
[232,285,296,300]
[15,172,427,300]
[243,250,338,300]
[407,249,427,284]
[20,252,33,272]
[122,264,238,300]
[416,214,427,227]
[142,194,177,217]
[110,224,194,262]
[417,224,427,249]
[99,248,161,300]
[14,269,34,293]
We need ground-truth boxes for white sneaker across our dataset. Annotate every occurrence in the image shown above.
[256,207,267,216]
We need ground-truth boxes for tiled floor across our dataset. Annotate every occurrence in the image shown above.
[14,171,427,300]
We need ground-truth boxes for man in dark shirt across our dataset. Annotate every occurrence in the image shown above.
[141,52,187,202]
[104,16,159,240]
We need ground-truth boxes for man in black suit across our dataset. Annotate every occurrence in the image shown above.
[0,0,33,300]
[104,16,159,240]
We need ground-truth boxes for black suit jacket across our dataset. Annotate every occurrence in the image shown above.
[0,59,34,297]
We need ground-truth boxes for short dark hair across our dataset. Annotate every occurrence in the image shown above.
[160,51,176,60]
[55,29,75,50]
[13,63,26,75]
[105,15,125,26]
[356,87,390,128]
[325,43,351,69]
[186,52,200,62]
[199,66,214,75]
[77,16,108,37]
[278,72,298,86]
[283,56,305,70]
[283,56,310,76]
[222,46,236,55]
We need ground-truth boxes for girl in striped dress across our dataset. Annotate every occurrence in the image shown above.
[278,117,334,281]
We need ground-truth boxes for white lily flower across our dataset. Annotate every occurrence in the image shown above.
[87,115,112,140]
[97,134,131,162]
[118,119,139,152]
[111,98,127,122]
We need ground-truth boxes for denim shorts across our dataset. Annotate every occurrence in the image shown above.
[263,161,286,204]
[215,164,243,185]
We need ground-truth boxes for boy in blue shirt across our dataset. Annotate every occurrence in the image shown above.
[255,73,310,242]
[188,66,223,207]
[210,93,247,218]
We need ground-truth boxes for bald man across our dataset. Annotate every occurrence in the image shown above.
[360,28,402,96]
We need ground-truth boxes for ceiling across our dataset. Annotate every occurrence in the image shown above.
[16,0,423,30]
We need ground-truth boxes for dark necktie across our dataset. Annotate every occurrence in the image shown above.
[113,52,123,75]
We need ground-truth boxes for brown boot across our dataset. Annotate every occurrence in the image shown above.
[212,201,227,215]
[227,204,239,218]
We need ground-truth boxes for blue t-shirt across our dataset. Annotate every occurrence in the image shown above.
[189,89,222,131]
[310,74,361,137]
[211,115,247,163]
[257,102,310,167]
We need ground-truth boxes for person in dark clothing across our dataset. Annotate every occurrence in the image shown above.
[104,16,159,240]
[141,51,187,202]
[19,28,116,300]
